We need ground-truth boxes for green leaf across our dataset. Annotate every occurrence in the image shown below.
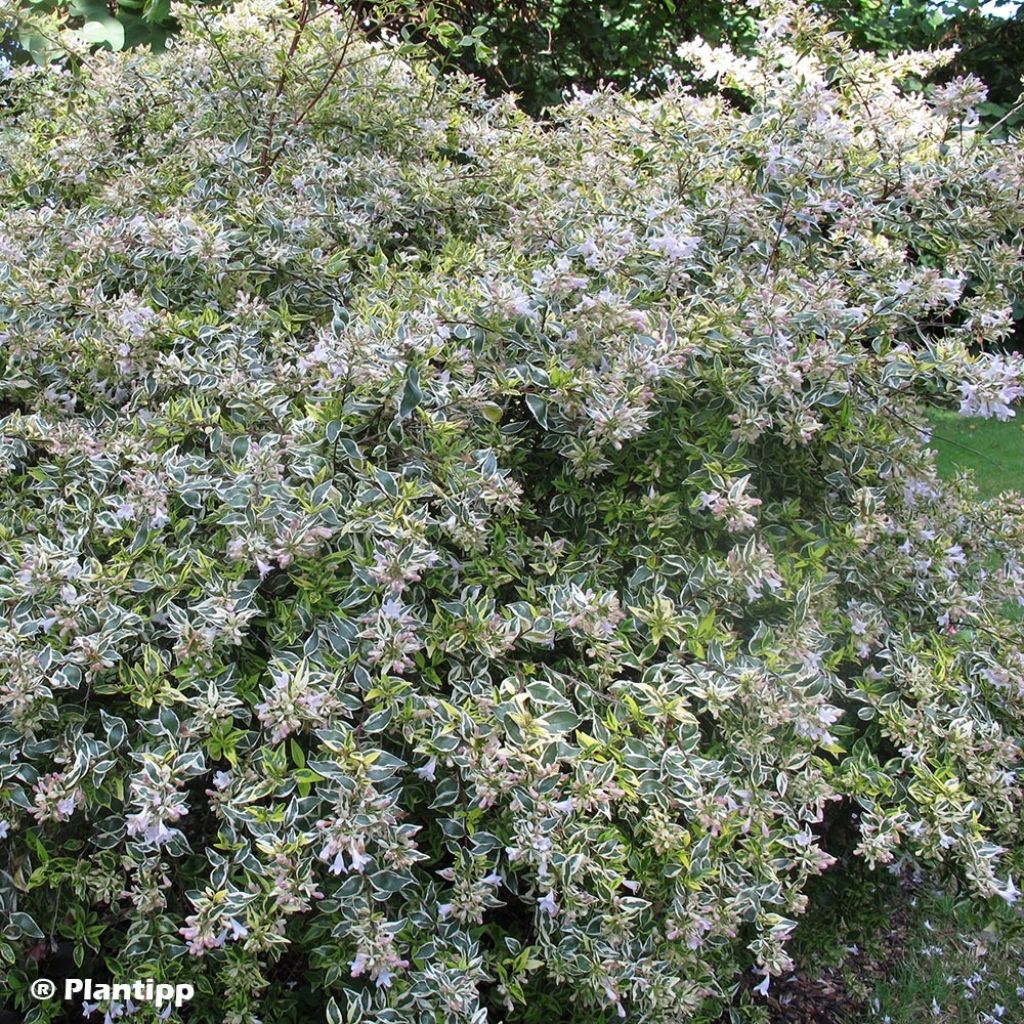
[68,0,110,18]
[540,710,582,734]
[526,680,565,706]
[17,28,58,66]
[524,393,549,428]
[76,16,126,51]
[142,0,171,24]
[369,869,414,895]
[399,367,422,418]
[10,912,43,939]
[24,829,49,864]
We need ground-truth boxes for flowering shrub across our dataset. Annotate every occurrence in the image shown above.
[1,3,1024,1022]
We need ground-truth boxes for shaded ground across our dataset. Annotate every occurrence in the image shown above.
[766,899,914,1023]
[762,871,1024,1023]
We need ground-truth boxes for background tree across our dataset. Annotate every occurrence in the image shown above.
[4,0,1023,119]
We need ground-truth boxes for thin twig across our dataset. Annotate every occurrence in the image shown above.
[257,0,312,180]
[260,6,359,178]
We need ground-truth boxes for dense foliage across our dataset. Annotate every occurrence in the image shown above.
[1,3,1024,1022]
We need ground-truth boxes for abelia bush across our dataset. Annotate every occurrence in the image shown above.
[1,3,1024,1022]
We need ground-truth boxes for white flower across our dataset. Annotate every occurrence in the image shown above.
[348,845,371,873]
[649,230,700,261]
[538,891,559,916]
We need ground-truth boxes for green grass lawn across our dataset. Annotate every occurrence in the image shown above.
[927,406,1024,624]
[868,885,1024,1024]
[927,408,1024,498]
